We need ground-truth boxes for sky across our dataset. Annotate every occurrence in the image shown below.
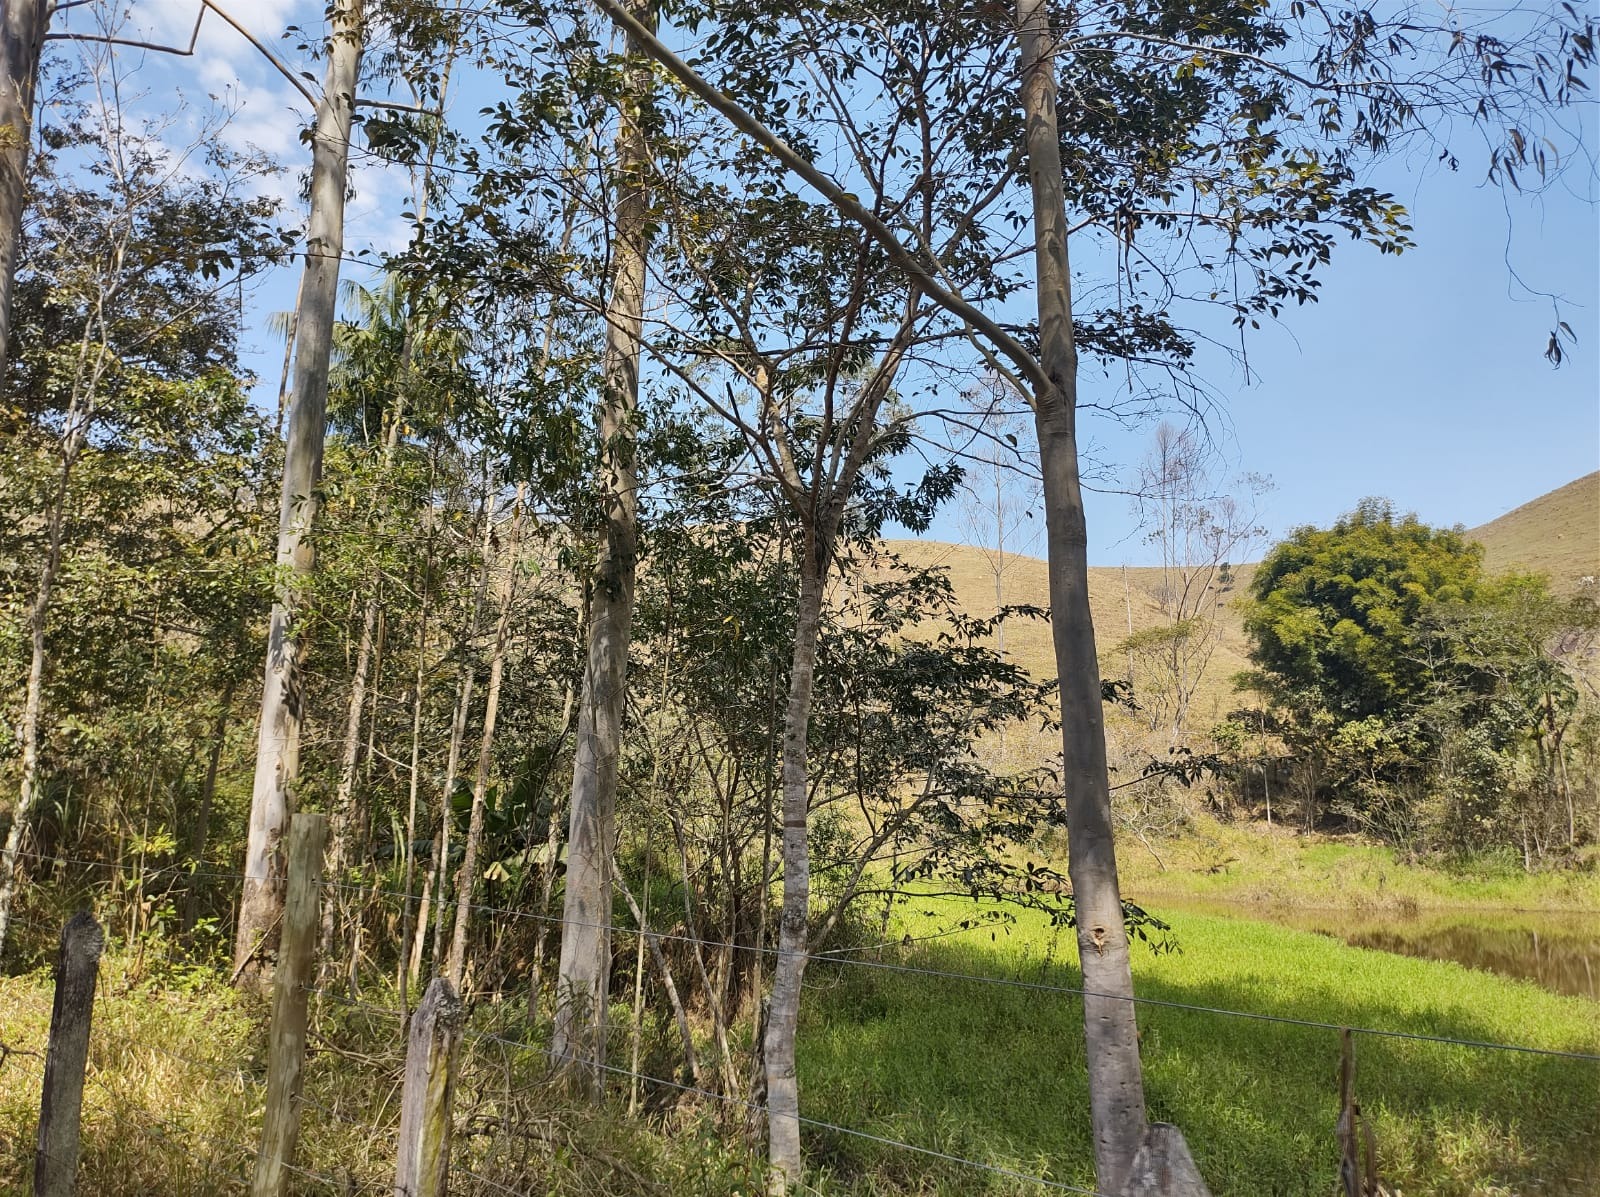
[70,0,1600,568]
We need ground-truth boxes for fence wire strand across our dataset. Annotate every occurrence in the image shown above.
[7,851,1596,1061]
[459,1025,1108,1196]
[326,875,1600,1063]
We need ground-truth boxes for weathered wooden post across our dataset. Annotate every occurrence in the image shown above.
[252,813,327,1197]
[392,976,463,1197]
[1123,1123,1212,1197]
[33,911,104,1197]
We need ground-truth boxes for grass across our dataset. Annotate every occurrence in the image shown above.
[3,845,1596,1197]
[0,950,265,1195]
[799,897,1600,1196]
[1468,471,1600,592]
[1115,816,1600,912]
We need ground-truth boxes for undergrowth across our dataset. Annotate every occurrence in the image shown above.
[1,874,1596,1196]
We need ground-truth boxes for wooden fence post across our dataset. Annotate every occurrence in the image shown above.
[1123,1123,1212,1197]
[392,976,463,1197]
[33,911,104,1197]
[252,813,327,1197]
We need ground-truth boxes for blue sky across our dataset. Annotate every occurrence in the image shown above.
[1045,150,1600,565]
[98,0,1600,567]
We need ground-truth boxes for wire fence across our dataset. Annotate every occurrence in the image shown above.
[1,847,1597,1197]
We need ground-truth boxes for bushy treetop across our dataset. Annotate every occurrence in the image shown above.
[1243,497,1484,720]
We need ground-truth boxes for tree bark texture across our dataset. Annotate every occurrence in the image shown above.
[393,976,463,1197]
[550,0,655,1084]
[234,0,365,987]
[1016,2,1150,1190]
[0,0,50,376]
[763,555,827,1195]
[252,814,327,1197]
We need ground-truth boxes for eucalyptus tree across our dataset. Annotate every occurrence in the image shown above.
[0,68,283,958]
[0,0,52,376]
[234,0,481,984]
[549,0,662,1085]
[585,0,1596,1188]
[234,0,369,984]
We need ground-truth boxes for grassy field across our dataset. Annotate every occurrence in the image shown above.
[801,896,1600,1196]
[1115,817,1600,912]
[4,865,1595,1197]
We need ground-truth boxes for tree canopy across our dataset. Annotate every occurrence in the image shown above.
[1244,498,1485,721]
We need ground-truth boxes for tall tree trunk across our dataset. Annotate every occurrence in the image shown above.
[763,548,827,1195]
[233,0,365,987]
[550,0,655,1084]
[0,309,117,958]
[1017,2,1151,1190]
[429,482,497,971]
[0,453,74,956]
[447,486,526,986]
[0,0,50,376]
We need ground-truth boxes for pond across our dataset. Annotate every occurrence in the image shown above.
[1157,901,1600,1000]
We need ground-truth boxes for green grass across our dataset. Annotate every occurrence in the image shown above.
[798,898,1600,1196]
[3,871,1596,1196]
[1116,817,1600,912]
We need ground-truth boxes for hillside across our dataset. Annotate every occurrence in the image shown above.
[883,473,1598,737]
[880,540,1256,733]
[1467,471,1600,591]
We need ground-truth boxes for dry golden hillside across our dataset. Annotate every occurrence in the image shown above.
[881,540,1256,734]
[882,474,1598,739]
[1467,471,1599,591]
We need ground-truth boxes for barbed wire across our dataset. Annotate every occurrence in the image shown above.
[9,853,1598,1061]
[460,1026,1108,1196]
[330,877,1600,1063]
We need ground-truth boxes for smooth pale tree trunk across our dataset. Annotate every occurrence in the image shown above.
[551,0,655,1084]
[446,486,526,986]
[757,323,914,1196]
[762,549,828,1194]
[1017,3,1189,1192]
[0,309,119,958]
[234,0,365,987]
[0,0,50,376]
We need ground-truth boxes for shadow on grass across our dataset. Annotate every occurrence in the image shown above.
[797,933,1600,1197]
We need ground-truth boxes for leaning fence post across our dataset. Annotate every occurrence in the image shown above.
[252,813,327,1197]
[392,976,463,1197]
[34,911,104,1197]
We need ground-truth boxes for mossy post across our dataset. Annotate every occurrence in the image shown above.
[253,813,326,1197]
[393,976,462,1197]
[34,911,103,1197]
